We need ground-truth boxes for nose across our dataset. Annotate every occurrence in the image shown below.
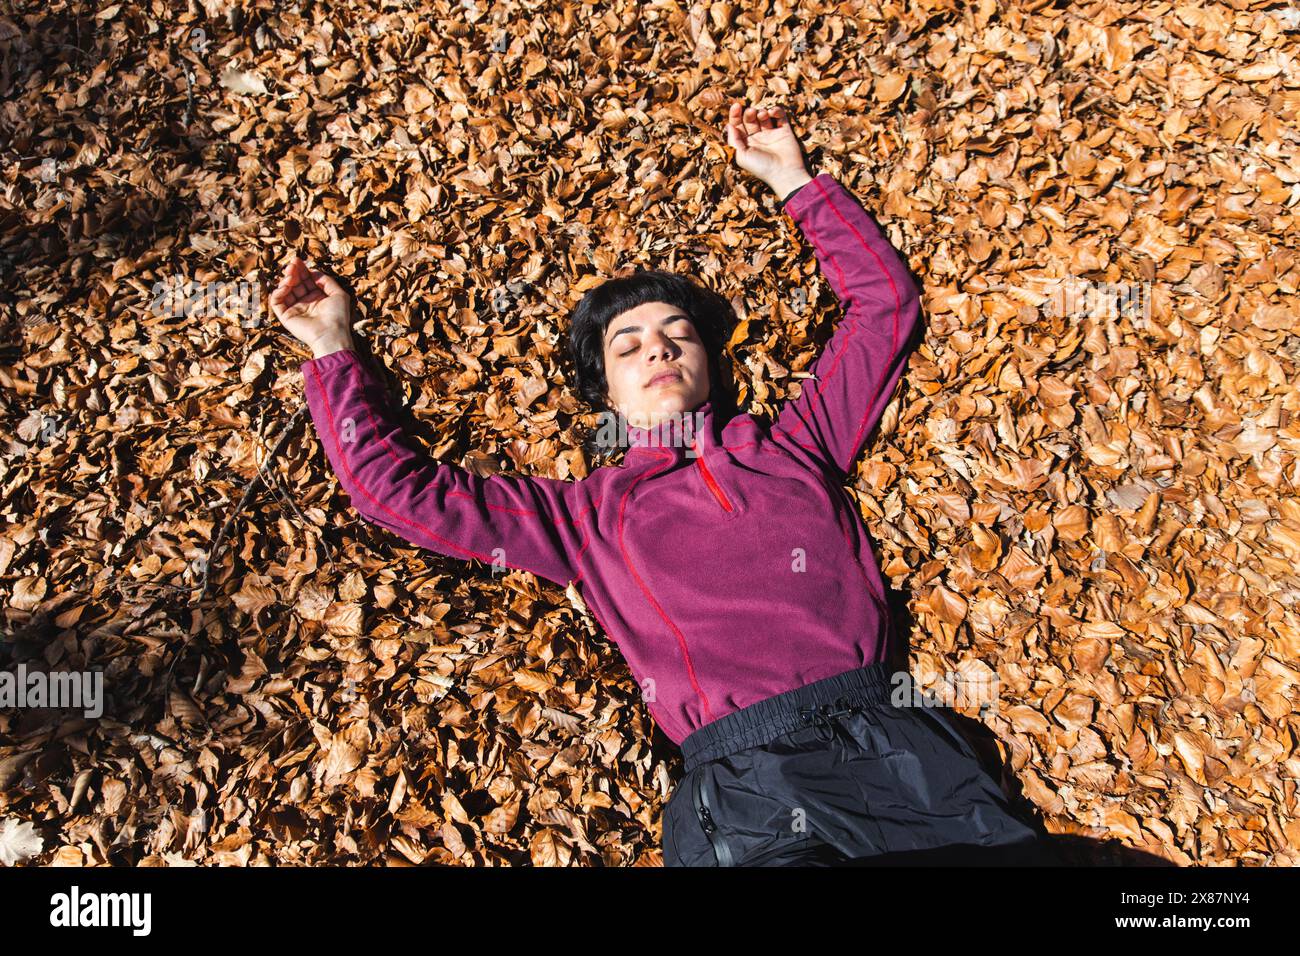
[645,330,677,361]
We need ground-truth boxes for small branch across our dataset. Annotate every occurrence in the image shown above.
[195,403,309,605]
[181,61,196,128]
[158,403,309,690]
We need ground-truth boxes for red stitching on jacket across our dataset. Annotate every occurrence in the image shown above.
[693,441,733,512]
[444,490,598,527]
[577,582,690,743]
[773,424,821,454]
[445,491,542,517]
[736,373,894,631]
[311,359,589,585]
[344,355,592,527]
[841,515,889,609]
[311,362,495,562]
[617,451,715,725]
[349,362,404,467]
[570,496,603,578]
[783,176,904,463]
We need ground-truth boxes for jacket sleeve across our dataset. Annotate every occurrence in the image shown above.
[301,348,586,587]
[773,172,923,479]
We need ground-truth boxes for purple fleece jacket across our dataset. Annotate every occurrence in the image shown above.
[300,172,923,745]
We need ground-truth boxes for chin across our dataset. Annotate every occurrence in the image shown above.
[655,392,701,415]
[627,383,710,425]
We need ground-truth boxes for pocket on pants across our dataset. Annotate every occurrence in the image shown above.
[661,773,705,867]
[693,769,734,866]
[713,746,823,865]
[666,749,816,866]
[662,764,733,867]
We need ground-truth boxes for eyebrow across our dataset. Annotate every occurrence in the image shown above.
[605,312,691,348]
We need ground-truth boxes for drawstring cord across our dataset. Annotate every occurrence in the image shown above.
[797,694,861,743]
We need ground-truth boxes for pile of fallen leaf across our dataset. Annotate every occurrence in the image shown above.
[2,0,1299,866]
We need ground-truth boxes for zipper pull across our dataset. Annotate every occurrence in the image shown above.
[692,436,734,512]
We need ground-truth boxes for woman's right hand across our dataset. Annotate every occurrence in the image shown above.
[725,101,813,202]
[270,255,355,359]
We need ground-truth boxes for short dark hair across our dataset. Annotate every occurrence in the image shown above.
[567,269,744,409]
[565,269,745,461]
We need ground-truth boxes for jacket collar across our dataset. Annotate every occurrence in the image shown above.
[623,399,722,464]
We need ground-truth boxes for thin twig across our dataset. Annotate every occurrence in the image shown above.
[264,442,337,576]
[103,403,313,609]
[203,212,275,235]
[96,166,168,203]
[195,403,309,605]
[160,403,308,690]
[182,61,196,128]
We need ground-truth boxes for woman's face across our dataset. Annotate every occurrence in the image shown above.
[602,301,711,429]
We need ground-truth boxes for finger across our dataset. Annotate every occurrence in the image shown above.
[301,260,330,296]
[269,287,291,318]
[727,113,747,152]
[291,259,317,297]
[743,106,760,136]
[304,257,328,286]
[312,270,347,298]
[284,256,306,290]
[274,283,303,311]
[757,107,773,130]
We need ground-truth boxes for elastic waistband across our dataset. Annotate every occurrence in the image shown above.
[680,663,905,773]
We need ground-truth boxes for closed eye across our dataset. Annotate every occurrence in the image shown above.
[619,335,690,357]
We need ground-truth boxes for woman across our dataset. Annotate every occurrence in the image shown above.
[271,102,1059,866]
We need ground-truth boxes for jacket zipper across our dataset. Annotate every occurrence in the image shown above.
[694,772,734,866]
[693,440,734,512]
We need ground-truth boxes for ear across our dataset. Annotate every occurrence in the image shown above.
[601,377,620,415]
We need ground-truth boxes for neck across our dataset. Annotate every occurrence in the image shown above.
[621,399,720,461]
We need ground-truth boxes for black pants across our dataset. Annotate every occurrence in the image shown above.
[662,663,1062,866]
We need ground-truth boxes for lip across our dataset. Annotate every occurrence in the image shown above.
[646,369,683,387]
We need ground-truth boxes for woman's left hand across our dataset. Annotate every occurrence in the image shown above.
[725,101,813,202]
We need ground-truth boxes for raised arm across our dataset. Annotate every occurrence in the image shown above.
[271,256,586,587]
[773,173,923,477]
[725,101,923,479]
[302,349,587,586]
